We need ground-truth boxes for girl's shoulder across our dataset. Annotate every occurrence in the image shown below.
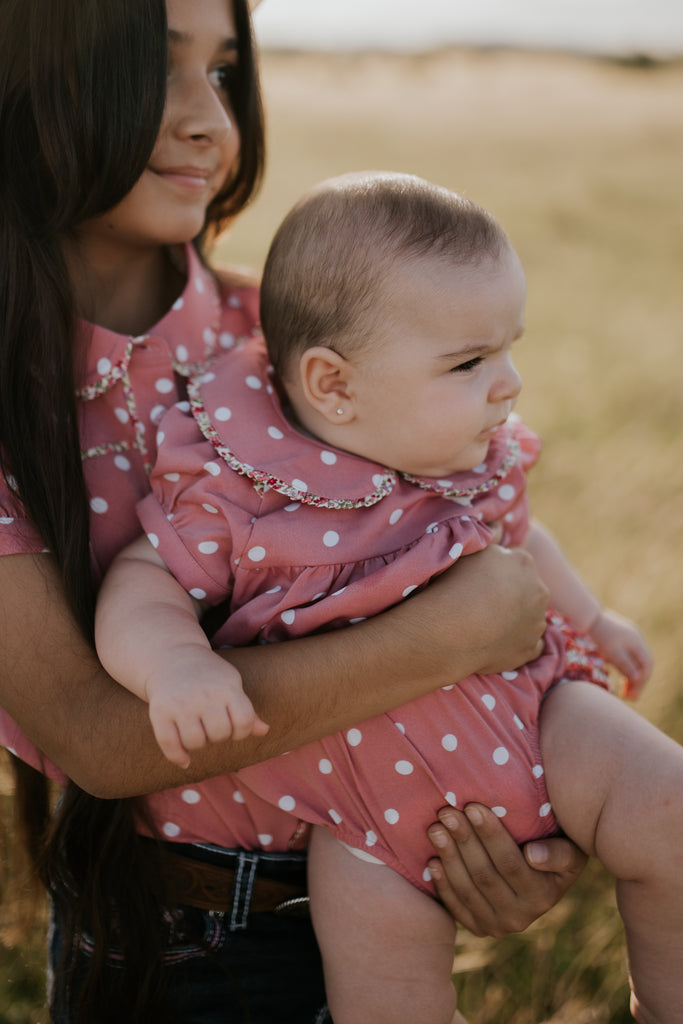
[211,261,261,331]
[212,262,260,290]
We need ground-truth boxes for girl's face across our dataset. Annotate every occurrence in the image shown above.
[345,245,526,478]
[78,0,241,252]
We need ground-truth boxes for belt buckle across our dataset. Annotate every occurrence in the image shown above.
[273,896,311,918]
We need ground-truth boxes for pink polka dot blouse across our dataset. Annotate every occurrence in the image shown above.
[0,246,297,852]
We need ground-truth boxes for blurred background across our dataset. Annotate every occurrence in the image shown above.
[2,3,682,1021]
[230,7,683,1021]
[252,0,683,57]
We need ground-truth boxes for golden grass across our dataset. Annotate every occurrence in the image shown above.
[3,48,682,1022]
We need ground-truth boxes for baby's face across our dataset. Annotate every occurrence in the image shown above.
[348,245,526,479]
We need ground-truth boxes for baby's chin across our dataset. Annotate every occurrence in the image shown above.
[417,454,489,480]
[396,439,493,479]
[400,460,482,480]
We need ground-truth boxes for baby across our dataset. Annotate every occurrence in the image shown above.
[97,172,682,1024]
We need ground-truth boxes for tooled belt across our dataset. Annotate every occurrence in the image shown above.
[158,845,309,916]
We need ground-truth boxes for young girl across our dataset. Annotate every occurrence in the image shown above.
[95,172,682,1024]
[0,2,581,1021]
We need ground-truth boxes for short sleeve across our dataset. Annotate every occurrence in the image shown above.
[137,405,238,607]
[0,709,67,783]
[0,481,46,557]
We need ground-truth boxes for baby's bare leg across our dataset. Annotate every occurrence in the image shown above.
[308,825,462,1024]
[540,681,683,1023]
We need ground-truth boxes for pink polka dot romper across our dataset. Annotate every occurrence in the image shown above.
[138,334,610,894]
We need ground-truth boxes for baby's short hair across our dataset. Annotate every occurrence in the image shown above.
[260,171,509,378]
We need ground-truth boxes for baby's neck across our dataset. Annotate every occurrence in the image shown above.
[282,388,486,481]
[283,388,394,471]
[280,392,326,446]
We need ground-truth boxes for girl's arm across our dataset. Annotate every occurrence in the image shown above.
[1,546,588,937]
[523,519,652,693]
[95,537,268,769]
[0,542,547,795]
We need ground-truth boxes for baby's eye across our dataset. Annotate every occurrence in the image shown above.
[450,356,483,373]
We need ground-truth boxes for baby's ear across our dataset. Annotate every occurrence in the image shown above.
[299,346,355,424]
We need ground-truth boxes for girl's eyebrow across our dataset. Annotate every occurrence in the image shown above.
[168,28,193,45]
[168,29,239,52]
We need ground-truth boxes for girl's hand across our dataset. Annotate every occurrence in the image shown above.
[590,609,653,699]
[146,647,269,768]
[424,544,549,677]
[427,804,587,937]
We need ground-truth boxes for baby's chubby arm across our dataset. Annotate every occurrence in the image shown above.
[95,536,268,768]
[523,519,653,696]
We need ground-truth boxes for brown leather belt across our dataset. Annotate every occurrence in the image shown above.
[159,847,309,915]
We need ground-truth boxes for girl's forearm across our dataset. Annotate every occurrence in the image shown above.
[225,545,549,768]
[0,544,547,797]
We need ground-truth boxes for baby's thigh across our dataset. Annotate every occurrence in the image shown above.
[241,669,560,893]
[540,680,683,872]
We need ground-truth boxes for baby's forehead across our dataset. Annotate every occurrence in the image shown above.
[382,242,516,289]
[373,243,525,334]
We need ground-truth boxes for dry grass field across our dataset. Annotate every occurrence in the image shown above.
[2,47,682,1023]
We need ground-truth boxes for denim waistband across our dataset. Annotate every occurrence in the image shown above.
[155,840,309,929]
[164,840,307,875]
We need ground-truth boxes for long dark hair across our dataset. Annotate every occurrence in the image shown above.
[0,0,264,1018]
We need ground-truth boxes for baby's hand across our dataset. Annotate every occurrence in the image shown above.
[589,609,653,699]
[146,648,269,768]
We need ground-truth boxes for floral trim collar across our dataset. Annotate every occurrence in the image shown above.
[400,443,520,503]
[188,337,521,510]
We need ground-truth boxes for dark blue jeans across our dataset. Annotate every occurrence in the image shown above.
[49,846,330,1024]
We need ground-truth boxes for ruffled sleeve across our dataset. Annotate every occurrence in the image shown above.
[0,711,66,783]
[136,401,247,608]
[0,480,47,556]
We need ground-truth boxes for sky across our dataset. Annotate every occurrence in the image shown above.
[252,0,683,57]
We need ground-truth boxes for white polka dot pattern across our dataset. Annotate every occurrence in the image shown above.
[111,332,562,885]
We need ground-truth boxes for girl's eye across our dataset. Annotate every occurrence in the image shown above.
[209,63,239,98]
[451,356,483,374]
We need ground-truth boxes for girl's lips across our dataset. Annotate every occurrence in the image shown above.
[151,167,211,191]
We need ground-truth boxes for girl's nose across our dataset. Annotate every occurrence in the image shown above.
[171,77,233,146]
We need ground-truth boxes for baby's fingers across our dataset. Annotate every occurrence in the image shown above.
[624,650,654,698]
[201,704,237,745]
[251,715,270,737]
[608,646,651,699]
[195,691,269,744]
[225,691,269,742]
[149,708,193,769]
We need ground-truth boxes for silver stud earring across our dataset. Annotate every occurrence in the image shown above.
[336,408,344,416]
